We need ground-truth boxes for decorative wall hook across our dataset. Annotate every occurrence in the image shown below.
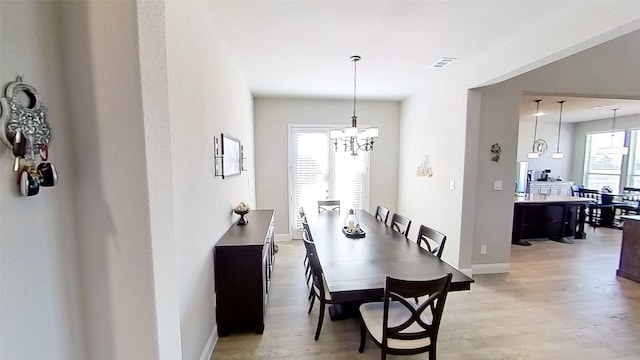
[1,76,58,196]
[490,143,501,162]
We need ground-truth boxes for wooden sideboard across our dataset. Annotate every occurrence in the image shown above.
[214,209,275,336]
[618,215,640,283]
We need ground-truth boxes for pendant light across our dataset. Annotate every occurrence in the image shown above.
[527,100,543,159]
[597,108,629,155]
[551,100,565,159]
[330,55,379,157]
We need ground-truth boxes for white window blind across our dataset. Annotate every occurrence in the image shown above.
[290,127,369,234]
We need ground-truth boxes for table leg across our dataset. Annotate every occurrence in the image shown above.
[575,204,587,239]
[328,303,358,321]
[600,206,615,228]
[550,204,574,244]
[512,204,532,246]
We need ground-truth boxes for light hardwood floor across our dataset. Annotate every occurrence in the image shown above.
[212,228,640,359]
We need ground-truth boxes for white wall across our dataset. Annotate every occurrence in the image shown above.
[400,6,640,273]
[571,114,640,183]
[59,1,167,358]
[471,29,640,268]
[399,82,469,268]
[516,117,575,181]
[254,98,399,235]
[166,2,256,359]
[136,1,182,359]
[1,2,85,359]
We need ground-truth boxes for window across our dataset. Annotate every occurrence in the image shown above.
[289,126,370,236]
[584,131,626,192]
[626,130,640,187]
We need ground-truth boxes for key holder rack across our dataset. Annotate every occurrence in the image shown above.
[0,76,58,196]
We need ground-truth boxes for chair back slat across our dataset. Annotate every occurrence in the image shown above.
[302,228,328,302]
[417,225,447,259]
[390,213,412,237]
[318,199,341,213]
[375,205,390,225]
[382,274,452,347]
[621,187,640,211]
[575,188,601,201]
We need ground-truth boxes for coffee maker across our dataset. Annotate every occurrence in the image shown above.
[538,169,551,181]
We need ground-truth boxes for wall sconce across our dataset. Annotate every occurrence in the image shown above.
[416,155,433,177]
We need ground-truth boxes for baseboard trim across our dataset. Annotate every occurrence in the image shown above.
[458,268,472,277]
[275,233,292,241]
[199,326,218,360]
[471,263,510,274]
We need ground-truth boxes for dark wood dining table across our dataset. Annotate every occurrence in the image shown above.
[306,209,474,316]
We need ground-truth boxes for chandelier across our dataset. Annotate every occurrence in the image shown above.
[330,55,379,157]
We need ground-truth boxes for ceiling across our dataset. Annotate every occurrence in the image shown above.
[204,1,584,100]
[520,95,640,123]
[203,1,640,121]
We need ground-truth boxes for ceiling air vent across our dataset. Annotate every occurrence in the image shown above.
[431,57,457,69]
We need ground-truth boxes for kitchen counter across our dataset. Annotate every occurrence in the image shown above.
[512,195,592,246]
[514,194,593,204]
[618,215,640,283]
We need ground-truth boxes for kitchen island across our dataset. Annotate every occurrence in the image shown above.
[512,194,592,246]
[618,215,640,283]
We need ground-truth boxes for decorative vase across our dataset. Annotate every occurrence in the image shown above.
[235,209,249,225]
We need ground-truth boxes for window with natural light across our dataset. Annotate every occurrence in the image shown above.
[290,127,369,234]
[626,130,640,188]
[584,131,626,192]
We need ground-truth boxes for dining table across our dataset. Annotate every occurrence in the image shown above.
[305,209,474,319]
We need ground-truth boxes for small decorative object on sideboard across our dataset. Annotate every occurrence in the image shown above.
[234,202,250,225]
[0,76,58,197]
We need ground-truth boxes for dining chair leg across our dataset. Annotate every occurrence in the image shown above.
[314,301,325,341]
[380,349,387,360]
[428,344,436,360]
[358,320,367,353]
[308,287,313,301]
[308,295,315,314]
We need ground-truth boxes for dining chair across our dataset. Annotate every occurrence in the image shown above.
[303,228,335,341]
[301,215,312,287]
[390,213,412,237]
[318,199,341,213]
[358,273,453,360]
[574,188,613,227]
[417,225,447,259]
[614,187,640,225]
[375,205,390,225]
